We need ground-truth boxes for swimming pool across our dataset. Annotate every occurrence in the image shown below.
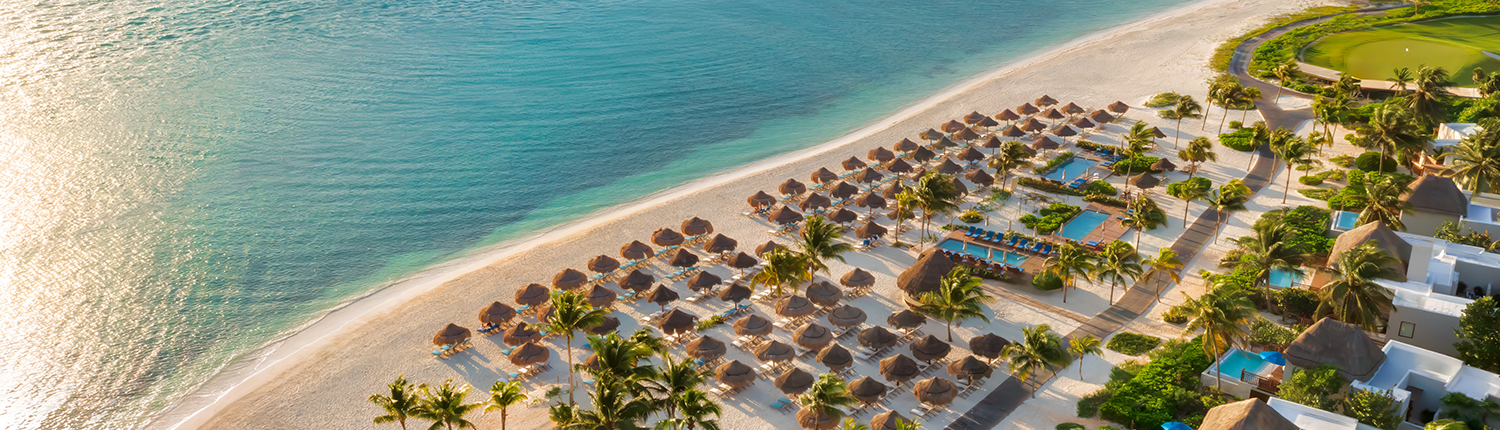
[1333,210,1359,230]
[1269,267,1303,288]
[1058,210,1110,240]
[937,238,1029,265]
[1215,349,1275,381]
[1042,158,1098,182]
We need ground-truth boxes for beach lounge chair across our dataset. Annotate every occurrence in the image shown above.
[1015,238,1029,249]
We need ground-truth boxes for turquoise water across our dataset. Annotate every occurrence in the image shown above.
[1334,210,1360,230]
[1270,268,1304,288]
[1216,349,1273,380]
[938,239,1029,264]
[0,0,1190,428]
[1043,158,1099,182]
[1059,210,1112,240]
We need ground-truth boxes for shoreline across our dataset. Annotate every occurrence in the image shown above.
[165,0,1321,426]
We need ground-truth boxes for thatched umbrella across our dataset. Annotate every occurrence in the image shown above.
[879,354,921,385]
[715,360,757,388]
[1041,108,1066,121]
[687,335,727,361]
[848,376,888,405]
[668,249,699,267]
[868,146,896,162]
[553,268,587,290]
[535,304,555,323]
[617,270,654,292]
[829,181,860,199]
[585,284,616,308]
[910,146,936,162]
[1016,102,1040,115]
[747,190,777,208]
[769,206,805,225]
[755,241,785,257]
[854,193,886,212]
[852,168,884,184]
[433,323,471,346]
[510,342,551,366]
[755,340,795,363]
[795,323,835,350]
[1035,95,1059,106]
[811,167,839,184]
[686,271,722,292]
[963,111,987,124]
[913,377,958,406]
[968,333,1011,360]
[703,234,737,254]
[734,314,773,336]
[479,302,517,327]
[898,137,925,151]
[910,335,953,362]
[1000,124,1027,139]
[589,316,621,335]
[950,176,968,195]
[977,117,1000,128]
[1150,127,1168,139]
[1107,101,1129,114]
[516,283,550,306]
[827,305,868,328]
[581,353,601,370]
[1030,136,1060,151]
[859,326,900,349]
[1062,102,1086,115]
[504,322,542,346]
[870,410,909,430]
[1151,158,1177,172]
[828,208,858,224]
[621,240,654,260]
[797,408,840,430]
[981,135,1004,150]
[806,281,843,307]
[1052,125,1078,138]
[681,217,714,236]
[840,268,875,288]
[719,284,753,303]
[776,295,816,317]
[952,128,980,141]
[948,356,994,382]
[887,309,927,329]
[647,285,680,310]
[780,178,809,196]
[896,251,955,296]
[798,193,832,211]
[995,109,1021,121]
[884,159,913,174]
[1019,117,1046,133]
[842,156,868,171]
[657,308,698,334]
[965,169,995,187]
[727,252,759,271]
[588,255,620,273]
[1130,173,1161,189]
[775,367,816,395]
[1073,117,1097,129]
[956,147,985,162]
[881,182,905,199]
[941,120,966,133]
[932,136,959,149]
[855,220,888,239]
[652,228,685,247]
[818,343,855,371]
[935,158,963,175]
[1090,110,1115,123]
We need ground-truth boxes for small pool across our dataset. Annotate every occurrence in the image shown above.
[1042,158,1099,182]
[1058,210,1111,241]
[1269,268,1303,288]
[937,238,1029,265]
[1333,210,1359,230]
[1215,349,1275,380]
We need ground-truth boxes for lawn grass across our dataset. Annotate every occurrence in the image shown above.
[1303,15,1500,86]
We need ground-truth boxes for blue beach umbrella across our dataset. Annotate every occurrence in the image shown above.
[1161,422,1193,430]
[1259,350,1287,366]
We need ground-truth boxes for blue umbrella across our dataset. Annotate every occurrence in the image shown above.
[1162,422,1193,430]
[1259,350,1287,366]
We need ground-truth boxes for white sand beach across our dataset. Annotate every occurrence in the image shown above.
[181,0,1347,427]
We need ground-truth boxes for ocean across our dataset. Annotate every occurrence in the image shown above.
[0,0,1186,428]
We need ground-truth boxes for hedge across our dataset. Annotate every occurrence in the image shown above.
[1298,176,1323,186]
[1076,140,1120,153]
[1018,177,1085,196]
[1084,180,1118,196]
[1300,188,1336,200]
[1354,152,1396,173]
[1033,270,1063,291]
[1106,333,1163,356]
[1218,128,1256,152]
[1097,337,1213,429]
[1085,194,1128,208]
[1077,389,1111,418]
[1110,156,1163,175]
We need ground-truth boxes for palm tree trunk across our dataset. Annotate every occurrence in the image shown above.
[1174,118,1183,148]
[566,338,576,404]
[400,420,408,430]
[1062,278,1070,303]
[502,409,508,430]
[1213,340,1223,390]
[1109,281,1116,305]
[1154,273,1163,303]
[1079,358,1085,381]
[1275,84,1283,102]
[1183,201,1191,228]
[1219,107,1230,134]
[1202,100,1214,130]
[1134,226,1142,251]
[946,321,953,342]
[1283,164,1292,204]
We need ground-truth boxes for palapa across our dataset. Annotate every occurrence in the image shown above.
[715,360,757,388]
[1062,102,1086,115]
[794,323,835,349]
[503,322,542,346]
[910,335,953,362]
[957,147,985,162]
[620,240,654,260]
[888,309,928,328]
[775,295,816,317]
[651,228,685,247]
[884,158,913,173]
[829,181,860,199]
[747,190,777,208]
[896,250,955,296]
[1284,318,1387,381]
[553,268,588,290]
[797,193,832,211]
[582,353,600,370]
[754,241,785,256]
[817,343,854,371]
[977,116,1000,128]
[855,221,888,241]
[1030,136,1060,150]
[935,158,963,175]
[588,255,620,273]
[779,178,808,195]
[1019,117,1046,132]
[727,252,759,269]
[811,167,839,184]
[881,182,905,199]
[668,249,699,267]
[963,111,987,124]
[734,314,774,336]
[1072,117,1097,129]
[1034,95,1059,106]
[896,137,923,151]
[681,217,714,236]
[1015,102,1039,115]
[617,270,654,291]
[1090,109,1115,123]
[852,168,884,184]
[859,326,900,349]
[910,147,936,162]
[868,146,896,162]
[879,354,921,384]
[913,377,958,406]
[718,284,753,303]
[1404,175,1470,216]
[656,308,698,334]
[965,169,995,187]
[842,156,868,171]
[685,271,721,291]
[826,305,867,328]
[848,376,888,405]
[585,284,616,308]
[982,135,1004,149]
[828,208,858,224]
[535,304,554,323]
[870,411,910,430]
[479,301,517,326]
[854,193,887,210]
[755,340,795,362]
[995,109,1021,121]
[806,281,842,307]
[433,323,471,346]
[951,128,980,141]
[941,119,966,133]
[798,408,840,430]
[1150,158,1177,172]
[1199,399,1300,430]
[768,206,805,225]
[515,283,550,306]
[1107,100,1129,113]
[950,176,968,195]
[1041,108,1066,120]
[1329,222,1411,279]
[1000,124,1027,138]
[968,333,1010,359]
[703,234,738,253]
[775,367,816,394]
[646,284,680,308]
[1150,127,1167,138]
[686,335,727,361]
[947,356,993,381]
[840,268,876,288]
[589,316,621,335]
[1052,125,1078,137]
[1130,173,1160,189]
[510,342,550,366]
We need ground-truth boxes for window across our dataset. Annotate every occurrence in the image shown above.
[1398,322,1416,338]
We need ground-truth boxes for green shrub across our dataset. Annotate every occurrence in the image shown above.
[959,210,983,224]
[1017,177,1085,196]
[1280,365,1345,411]
[1085,194,1128,208]
[1056,424,1086,430]
[1107,333,1163,356]
[1077,389,1112,418]
[1229,120,1243,129]
[1111,156,1162,175]
[1162,306,1189,324]
[1145,93,1181,108]
[1326,170,1369,211]
[1033,151,1077,175]
[1024,203,1083,235]
[1318,169,1346,182]
[1098,337,1213,429]
[1084,180,1118,196]
[1076,140,1119,153]
[1293,83,1322,94]
[1249,317,1305,347]
[1300,188,1336,200]
[1330,155,1354,168]
[1218,128,1256,152]
[1298,176,1323,186]
[1033,270,1063,291]
[1278,287,1320,319]
[1098,427,1121,430]
[1354,152,1396,173]
[1254,205,1333,255]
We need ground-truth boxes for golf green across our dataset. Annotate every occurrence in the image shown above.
[1302,15,1500,86]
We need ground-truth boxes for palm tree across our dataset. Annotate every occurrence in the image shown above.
[1204,74,1236,131]
[1168,177,1211,228]
[1271,133,1320,203]
[1094,241,1144,305]
[1317,242,1400,330]
[798,374,859,429]
[1406,65,1454,129]
[1121,195,1165,250]
[413,380,483,430]
[1220,222,1310,315]
[798,215,854,278]
[1361,104,1428,166]
[895,420,925,430]
[370,375,424,430]
[914,267,996,341]
[989,141,1035,190]
[1178,137,1217,178]
[1238,86,1263,123]
[1206,179,1251,244]
[544,290,609,404]
[1121,121,1154,192]
[1043,242,1097,303]
[750,248,812,297]
[644,354,707,419]
[1067,335,1102,381]
[553,379,654,430]
[1272,61,1299,100]
[1170,96,1204,148]
[1215,80,1246,134]
[898,173,962,248]
[1390,67,1413,93]
[1001,324,1070,397]
[1359,174,1413,231]
[1144,248,1184,303]
[1335,74,1363,99]
[1425,419,1469,430]
[485,381,528,430]
[839,418,870,430]
[582,332,658,393]
[1179,288,1256,390]
[1313,94,1353,139]
[654,390,721,430]
[1439,131,1500,192]
[1412,0,1429,13]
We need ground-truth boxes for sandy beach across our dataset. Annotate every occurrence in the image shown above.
[178,0,1343,427]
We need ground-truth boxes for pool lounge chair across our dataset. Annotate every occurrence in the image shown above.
[1015,238,1029,249]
